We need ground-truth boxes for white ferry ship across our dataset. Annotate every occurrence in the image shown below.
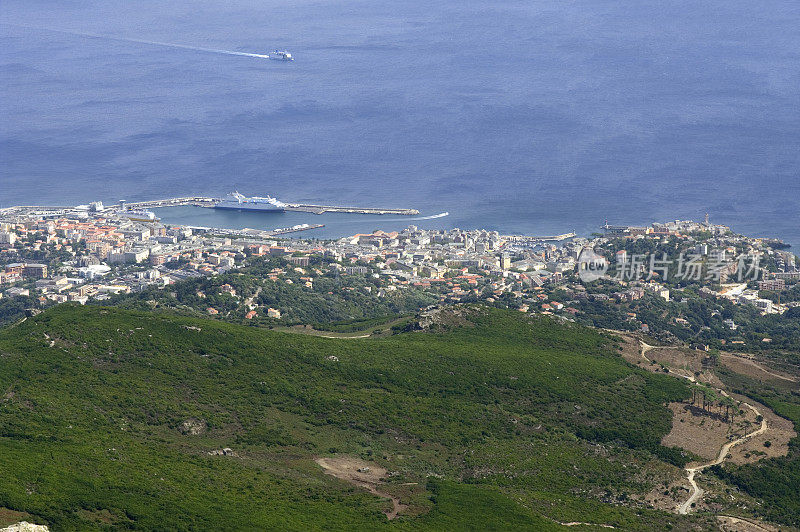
[215,192,286,212]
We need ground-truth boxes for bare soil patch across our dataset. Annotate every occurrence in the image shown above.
[0,509,35,528]
[719,352,798,384]
[717,515,778,532]
[315,456,407,520]
[726,395,796,464]
[661,402,734,461]
[611,332,644,366]
[647,347,704,373]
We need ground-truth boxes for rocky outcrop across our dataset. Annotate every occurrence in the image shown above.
[1,522,50,532]
[179,418,207,435]
[208,447,238,457]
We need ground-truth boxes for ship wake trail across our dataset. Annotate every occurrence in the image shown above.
[6,24,271,59]
[411,212,449,220]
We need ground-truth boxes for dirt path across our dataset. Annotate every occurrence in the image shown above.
[632,341,771,515]
[677,396,767,514]
[639,340,793,515]
[719,352,798,383]
[717,515,777,531]
[274,326,372,339]
[639,341,698,383]
[314,333,371,339]
[639,336,797,384]
[276,317,410,339]
[559,521,615,528]
[622,334,797,516]
[316,457,407,520]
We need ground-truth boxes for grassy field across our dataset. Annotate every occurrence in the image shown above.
[0,304,714,530]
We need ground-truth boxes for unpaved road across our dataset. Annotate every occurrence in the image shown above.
[314,333,370,339]
[719,352,798,383]
[635,341,771,515]
[640,341,697,383]
[559,521,615,528]
[275,325,372,339]
[677,398,767,514]
[717,515,777,531]
[316,457,407,520]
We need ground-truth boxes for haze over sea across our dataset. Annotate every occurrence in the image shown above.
[1,1,799,245]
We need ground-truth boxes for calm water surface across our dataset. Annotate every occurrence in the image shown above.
[1,0,799,245]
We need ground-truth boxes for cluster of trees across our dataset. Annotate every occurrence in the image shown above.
[108,255,438,325]
[0,296,38,326]
[571,285,800,353]
[686,384,739,422]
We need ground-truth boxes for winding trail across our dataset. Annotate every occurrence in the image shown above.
[559,521,615,528]
[316,457,407,520]
[716,515,775,531]
[640,341,697,383]
[274,326,372,339]
[719,352,798,383]
[637,341,770,514]
[277,316,409,339]
[677,401,767,514]
[314,333,371,339]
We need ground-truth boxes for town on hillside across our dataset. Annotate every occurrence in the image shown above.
[1,206,798,350]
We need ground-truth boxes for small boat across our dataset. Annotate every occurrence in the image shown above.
[269,50,293,61]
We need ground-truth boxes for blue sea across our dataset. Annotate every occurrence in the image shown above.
[1,0,799,246]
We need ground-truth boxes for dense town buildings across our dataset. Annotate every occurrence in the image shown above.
[1,207,798,338]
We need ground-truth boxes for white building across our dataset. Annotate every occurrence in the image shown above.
[753,298,774,314]
[0,231,17,246]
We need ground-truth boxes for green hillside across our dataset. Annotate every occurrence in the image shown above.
[0,305,710,530]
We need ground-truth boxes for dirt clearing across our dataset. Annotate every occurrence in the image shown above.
[661,402,740,461]
[725,394,796,464]
[717,515,778,532]
[719,353,798,384]
[316,456,407,520]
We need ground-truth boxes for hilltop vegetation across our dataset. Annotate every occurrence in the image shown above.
[1,305,717,530]
[108,255,439,326]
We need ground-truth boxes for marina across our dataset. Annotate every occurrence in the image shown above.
[114,195,419,216]
[271,223,325,235]
[0,194,428,240]
[503,232,577,242]
[3,194,420,218]
[148,205,447,240]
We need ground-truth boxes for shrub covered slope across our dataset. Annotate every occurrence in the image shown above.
[0,305,706,530]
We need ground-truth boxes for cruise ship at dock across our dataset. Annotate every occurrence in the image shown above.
[215,192,286,212]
